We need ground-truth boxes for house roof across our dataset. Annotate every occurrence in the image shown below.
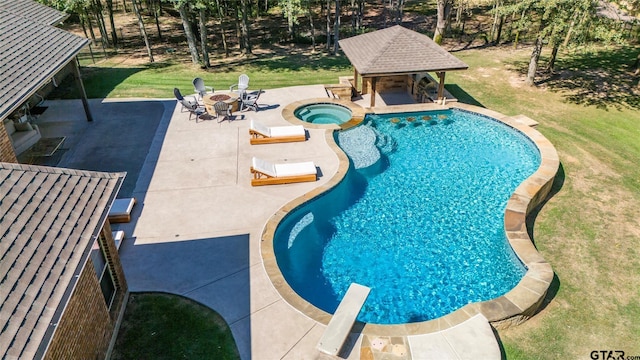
[338,25,468,76]
[0,163,125,359]
[0,8,88,122]
[0,0,68,26]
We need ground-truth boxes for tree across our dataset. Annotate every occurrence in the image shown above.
[326,0,332,50]
[132,0,154,62]
[333,0,340,54]
[151,0,163,41]
[214,0,230,57]
[197,2,210,67]
[281,0,303,38]
[105,0,118,47]
[91,0,111,47]
[239,0,252,54]
[433,0,453,44]
[177,1,200,64]
[497,0,600,85]
[307,0,317,51]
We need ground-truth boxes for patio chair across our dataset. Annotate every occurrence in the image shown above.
[240,89,262,112]
[249,119,306,145]
[174,87,198,112]
[213,101,232,122]
[250,156,317,186]
[193,77,213,101]
[181,98,207,121]
[230,74,250,93]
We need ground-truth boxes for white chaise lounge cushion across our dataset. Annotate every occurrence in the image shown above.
[250,119,305,138]
[252,157,316,177]
[252,156,277,177]
[250,119,272,137]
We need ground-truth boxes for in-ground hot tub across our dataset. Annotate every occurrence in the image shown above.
[294,103,352,125]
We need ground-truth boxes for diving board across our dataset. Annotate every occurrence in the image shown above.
[317,283,371,356]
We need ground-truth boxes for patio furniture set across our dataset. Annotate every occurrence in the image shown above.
[174,74,262,123]
[173,75,319,187]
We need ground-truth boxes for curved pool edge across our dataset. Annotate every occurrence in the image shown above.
[263,101,559,336]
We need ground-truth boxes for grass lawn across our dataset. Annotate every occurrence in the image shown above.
[58,50,353,99]
[99,43,640,359]
[111,293,240,360]
[446,44,640,359]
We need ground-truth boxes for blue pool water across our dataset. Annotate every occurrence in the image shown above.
[294,103,352,124]
[274,109,541,324]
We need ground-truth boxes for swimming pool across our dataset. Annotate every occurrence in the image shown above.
[294,103,353,125]
[273,109,542,325]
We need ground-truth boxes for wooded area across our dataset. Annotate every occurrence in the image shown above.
[46,0,640,85]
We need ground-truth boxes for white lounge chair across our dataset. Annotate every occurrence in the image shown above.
[250,156,317,186]
[249,119,306,145]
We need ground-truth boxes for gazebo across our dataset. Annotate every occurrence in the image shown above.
[338,25,468,107]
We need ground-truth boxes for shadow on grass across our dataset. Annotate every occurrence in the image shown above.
[508,45,640,110]
[112,292,241,360]
[51,63,173,99]
[523,162,565,314]
[204,48,353,73]
[527,162,566,243]
[445,84,484,107]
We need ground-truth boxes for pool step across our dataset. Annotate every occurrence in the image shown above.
[317,283,371,356]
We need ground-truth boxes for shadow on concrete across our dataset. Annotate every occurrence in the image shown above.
[28,99,172,198]
[119,234,252,360]
[38,98,254,358]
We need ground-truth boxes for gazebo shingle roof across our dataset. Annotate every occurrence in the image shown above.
[0,0,68,26]
[0,7,88,122]
[0,163,124,359]
[338,25,468,75]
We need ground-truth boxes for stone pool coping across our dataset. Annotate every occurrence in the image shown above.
[262,101,559,336]
[281,97,366,130]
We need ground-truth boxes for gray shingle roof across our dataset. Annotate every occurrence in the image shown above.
[0,0,68,26]
[0,9,88,122]
[0,163,125,359]
[338,25,468,75]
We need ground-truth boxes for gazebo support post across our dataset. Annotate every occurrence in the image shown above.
[73,58,93,122]
[353,68,359,93]
[436,71,446,102]
[369,77,377,108]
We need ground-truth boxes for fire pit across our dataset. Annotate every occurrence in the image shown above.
[209,94,231,102]
[203,92,239,113]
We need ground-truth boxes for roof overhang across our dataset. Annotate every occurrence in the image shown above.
[0,0,69,26]
[0,9,88,122]
[0,162,125,358]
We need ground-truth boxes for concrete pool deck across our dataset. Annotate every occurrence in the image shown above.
[29,85,558,359]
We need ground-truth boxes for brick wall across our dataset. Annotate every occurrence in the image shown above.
[44,224,128,360]
[44,260,112,360]
[0,121,18,163]
[362,75,407,94]
[100,221,128,318]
